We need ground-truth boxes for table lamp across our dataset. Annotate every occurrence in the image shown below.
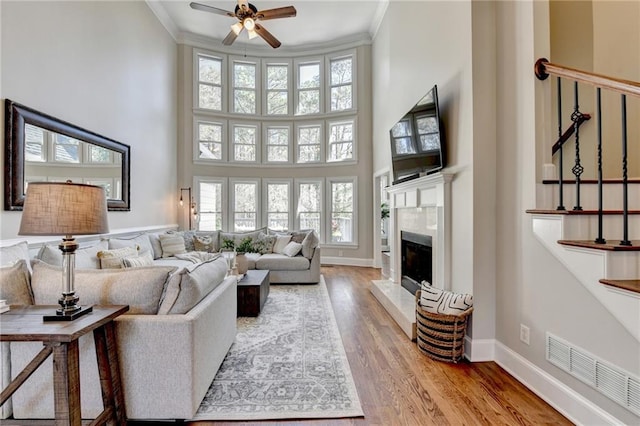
[19,181,109,321]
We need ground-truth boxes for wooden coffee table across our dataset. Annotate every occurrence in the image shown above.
[237,269,270,317]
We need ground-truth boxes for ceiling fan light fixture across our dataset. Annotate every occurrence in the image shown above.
[231,21,243,35]
[243,17,255,31]
[248,29,258,39]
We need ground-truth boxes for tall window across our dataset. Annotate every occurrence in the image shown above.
[196,121,224,161]
[232,180,258,231]
[327,120,354,162]
[25,123,45,162]
[329,179,354,244]
[232,124,258,162]
[198,180,225,231]
[265,181,291,231]
[296,124,322,163]
[297,61,320,115]
[297,180,322,236]
[233,60,257,114]
[329,56,353,111]
[265,125,290,163]
[266,63,288,115]
[197,54,223,110]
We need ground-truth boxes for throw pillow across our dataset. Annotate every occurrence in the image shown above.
[282,241,303,257]
[31,260,175,315]
[107,233,153,257]
[97,246,139,269]
[0,241,32,273]
[272,234,292,254]
[158,257,228,315]
[0,260,34,305]
[37,240,108,269]
[147,232,164,259]
[253,232,276,254]
[159,233,187,258]
[193,235,215,252]
[419,281,473,315]
[168,230,197,252]
[290,230,310,244]
[301,230,319,259]
[122,252,154,268]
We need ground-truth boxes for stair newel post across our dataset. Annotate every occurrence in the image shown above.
[556,77,566,210]
[595,88,606,244]
[620,94,631,246]
[571,81,583,211]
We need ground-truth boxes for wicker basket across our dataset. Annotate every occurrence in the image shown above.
[415,290,473,363]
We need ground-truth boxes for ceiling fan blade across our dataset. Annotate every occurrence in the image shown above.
[254,23,281,48]
[190,2,235,18]
[222,29,240,45]
[256,6,297,21]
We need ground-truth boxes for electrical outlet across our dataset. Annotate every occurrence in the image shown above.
[520,324,530,345]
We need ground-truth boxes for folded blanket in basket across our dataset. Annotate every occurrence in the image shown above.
[420,281,473,315]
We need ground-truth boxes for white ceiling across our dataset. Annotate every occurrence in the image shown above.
[149,0,387,49]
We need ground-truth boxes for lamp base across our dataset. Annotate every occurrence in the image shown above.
[43,305,93,322]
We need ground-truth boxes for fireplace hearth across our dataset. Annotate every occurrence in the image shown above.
[400,231,432,296]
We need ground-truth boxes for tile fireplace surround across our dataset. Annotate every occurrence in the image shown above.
[371,172,454,340]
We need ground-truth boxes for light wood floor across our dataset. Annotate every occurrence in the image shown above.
[182,265,572,426]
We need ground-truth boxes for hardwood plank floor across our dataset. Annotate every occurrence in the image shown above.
[172,265,571,426]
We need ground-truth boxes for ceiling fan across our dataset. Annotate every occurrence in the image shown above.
[190,1,297,48]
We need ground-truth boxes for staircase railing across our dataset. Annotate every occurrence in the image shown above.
[534,58,640,246]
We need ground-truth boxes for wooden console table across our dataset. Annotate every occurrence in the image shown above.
[0,305,129,426]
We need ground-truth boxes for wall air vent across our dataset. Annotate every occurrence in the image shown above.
[546,333,640,416]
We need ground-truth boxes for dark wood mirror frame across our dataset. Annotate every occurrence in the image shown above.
[4,99,131,211]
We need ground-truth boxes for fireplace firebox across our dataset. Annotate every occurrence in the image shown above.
[400,231,432,295]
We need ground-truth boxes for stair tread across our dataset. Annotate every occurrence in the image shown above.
[599,279,640,294]
[526,209,640,215]
[558,239,640,251]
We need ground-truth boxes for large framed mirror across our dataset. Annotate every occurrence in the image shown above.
[4,99,130,211]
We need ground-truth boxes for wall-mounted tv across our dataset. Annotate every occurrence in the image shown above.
[389,85,446,184]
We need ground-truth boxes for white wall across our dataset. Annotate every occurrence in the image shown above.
[0,1,178,240]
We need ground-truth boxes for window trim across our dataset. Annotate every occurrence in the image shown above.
[294,178,324,242]
[294,56,324,116]
[326,50,357,113]
[229,177,261,232]
[294,121,324,165]
[325,176,357,247]
[193,117,228,163]
[262,178,293,231]
[326,117,357,164]
[193,49,227,112]
[263,59,292,116]
[229,55,261,116]
[262,122,292,164]
[229,120,261,164]
[195,176,229,231]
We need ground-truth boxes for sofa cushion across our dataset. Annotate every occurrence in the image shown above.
[272,234,292,254]
[31,260,175,314]
[159,233,187,258]
[97,246,139,269]
[0,260,34,305]
[147,232,164,259]
[282,241,303,257]
[107,233,153,257]
[245,252,261,269]
[301,230,319,259]
[37,240,108,269]
[158,257,228,315]
[0,240,32,273]
[122,252,154,268]
[256,253,310,271]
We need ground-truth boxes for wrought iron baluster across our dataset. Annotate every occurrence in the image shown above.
[556,77,565,210]
[595,88,605,244]
[620,94,631,246]
[571,81,583,211]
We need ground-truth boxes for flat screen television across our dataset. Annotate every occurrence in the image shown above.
[389,85,446,184]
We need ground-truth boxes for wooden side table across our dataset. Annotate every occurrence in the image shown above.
[237,269,270,317]
[0,305,129,426]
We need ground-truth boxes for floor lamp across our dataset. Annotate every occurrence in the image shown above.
[19,181,109,321]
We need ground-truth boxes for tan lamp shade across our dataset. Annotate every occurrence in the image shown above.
[19,182,109,236]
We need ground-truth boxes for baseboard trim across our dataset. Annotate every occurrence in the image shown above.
[464,337,495,362]
[322,256,373,267]
[494,341,623,426]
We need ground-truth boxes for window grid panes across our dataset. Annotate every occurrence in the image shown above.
[329,56,353,111]
[327,121,354,162]
[266,126,289,162]
[297,62,320,115]
[54,134,80,163]
[233,125,257,162]
[233,182,258,231]
[297,182,321,236]
[199,181,223,231]
[25,123,46,162]
[297,125,321,163]
[233,61,257,114]
[266,182,290,231]
[198,55,223,110]
[266,64,288,115]
[197,122,223,160]
[330,181,354,243]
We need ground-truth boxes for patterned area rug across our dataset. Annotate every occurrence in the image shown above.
[192,276,364,421]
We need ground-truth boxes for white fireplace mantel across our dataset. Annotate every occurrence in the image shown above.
[386,171,454,291]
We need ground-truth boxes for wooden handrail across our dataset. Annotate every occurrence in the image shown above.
[535,58,640,98]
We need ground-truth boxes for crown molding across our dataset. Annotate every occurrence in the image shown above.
[145,0,179,41]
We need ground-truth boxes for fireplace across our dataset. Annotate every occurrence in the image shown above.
[400,231,432,296]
